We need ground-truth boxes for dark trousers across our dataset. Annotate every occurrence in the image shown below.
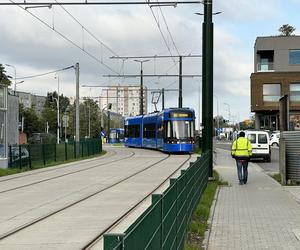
[236,159,248,183]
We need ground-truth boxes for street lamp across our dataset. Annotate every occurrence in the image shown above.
[15,81,24,92]
[223,102,231,125]
[5,64,16,93]
[199,0,216,178]
[54,74,60,144]
[101,103,112,143]
[134,59,150,115]
[213,94,220,131]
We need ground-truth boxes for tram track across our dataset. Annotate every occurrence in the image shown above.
[0,150,135,194]
[0,148,118,183]
[82,154,192,250]
[0,152,172,242]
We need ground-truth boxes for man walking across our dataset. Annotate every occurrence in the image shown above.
[231,131,252,185]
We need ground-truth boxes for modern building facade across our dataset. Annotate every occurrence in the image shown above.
[99,85,148,117]
[251,36,300,131]
[14,90,46,115]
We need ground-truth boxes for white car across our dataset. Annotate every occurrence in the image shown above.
[269,133,280,147]
[245,130,271,162]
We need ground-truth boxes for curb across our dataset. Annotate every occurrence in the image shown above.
[203,185,221,250]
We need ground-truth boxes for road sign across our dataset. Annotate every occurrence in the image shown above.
[63,114,69,128]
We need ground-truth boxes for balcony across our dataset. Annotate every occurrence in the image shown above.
[257,62,274,72]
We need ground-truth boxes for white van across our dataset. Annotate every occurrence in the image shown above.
[269,133,280,147]
[245,131,271,162]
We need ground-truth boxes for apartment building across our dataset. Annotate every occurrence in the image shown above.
[251,36,300,131]
[14,90,47,116]
[99,85,148,117]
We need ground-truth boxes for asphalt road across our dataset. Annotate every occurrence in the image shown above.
[215,141,279,173]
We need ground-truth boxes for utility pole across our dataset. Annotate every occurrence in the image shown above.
[108,110,111,142]
[162,88,165,110]
[75,62,80,143]
[134,59,149,115]
[179,56,183,108]
[109,55,201,110]
[202,0,214,177]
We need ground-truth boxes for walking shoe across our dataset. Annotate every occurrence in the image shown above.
[244,179,247,184]
[239,181,243,185]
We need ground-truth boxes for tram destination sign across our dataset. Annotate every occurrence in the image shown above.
[169,112,192,118]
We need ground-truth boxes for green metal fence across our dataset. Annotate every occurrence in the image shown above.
[104,151,210,250]
[8,139,102,168]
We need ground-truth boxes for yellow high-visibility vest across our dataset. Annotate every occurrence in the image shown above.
[231,137,252,157]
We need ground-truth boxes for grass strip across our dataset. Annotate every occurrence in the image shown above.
[0,150,106,177]
[185,170,228,250]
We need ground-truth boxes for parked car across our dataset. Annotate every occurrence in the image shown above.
[245,130,271,162]
[8,146,30,167]
[269,133,280,147]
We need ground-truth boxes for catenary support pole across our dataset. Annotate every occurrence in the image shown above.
[140,66,143,115]
[202,0,214,177]
[75,63,80,143]
[179,56,183,108]
[162,88,165,110]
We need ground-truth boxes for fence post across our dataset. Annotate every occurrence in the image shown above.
[65,142,68,161]
[28,144,32,168]
[87,140,90,156]
[92,140,96,155]
[42,144,46,166]
[19,145,22,169]
[9,145,12,168]
[74,141,77,159]
[54,143,57,162]
[81,141,84,157]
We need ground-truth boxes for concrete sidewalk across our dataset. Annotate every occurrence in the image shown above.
[207,149,300,250]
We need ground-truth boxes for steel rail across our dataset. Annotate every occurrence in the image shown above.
[82,153,192,249]
[0,150,135,194]
[0,149,117,183]
[0,152,171,241]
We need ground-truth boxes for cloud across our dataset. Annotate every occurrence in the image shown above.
[2,0,290,123]
[215,0,282,22]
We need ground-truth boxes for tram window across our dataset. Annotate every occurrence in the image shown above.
[143,123,156,138]
[157,122,163,138]
[135,125,140,137]
[166,120,194,139]
[127,125,141,138]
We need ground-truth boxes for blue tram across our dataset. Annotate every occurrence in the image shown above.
[124,108,195,153]
[109,128,125,143]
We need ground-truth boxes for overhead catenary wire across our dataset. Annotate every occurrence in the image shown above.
[157,2,180,55]
[8,0,120,75]
[53,0,119,57]
[16,65,74,80]
[147,2,179,73]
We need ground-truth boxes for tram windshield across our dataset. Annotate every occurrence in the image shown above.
[167,120,194,140]
[110,131,117,139]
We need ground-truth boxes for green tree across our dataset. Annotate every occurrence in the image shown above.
[279,24,296,36]
[19,104,43,137]
[41,92,71,135]
[0,64,12,86]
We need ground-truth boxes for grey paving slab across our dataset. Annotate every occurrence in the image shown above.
[207,148,300,250]
[0,149,164,237]
[0,147,195,249]
[0,147,130,192]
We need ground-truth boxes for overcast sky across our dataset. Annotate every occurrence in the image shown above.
[1,0,300,128]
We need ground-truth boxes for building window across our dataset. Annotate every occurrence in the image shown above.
[290,83,300,102]
[289,50,300,65]
[263,84,281,102]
